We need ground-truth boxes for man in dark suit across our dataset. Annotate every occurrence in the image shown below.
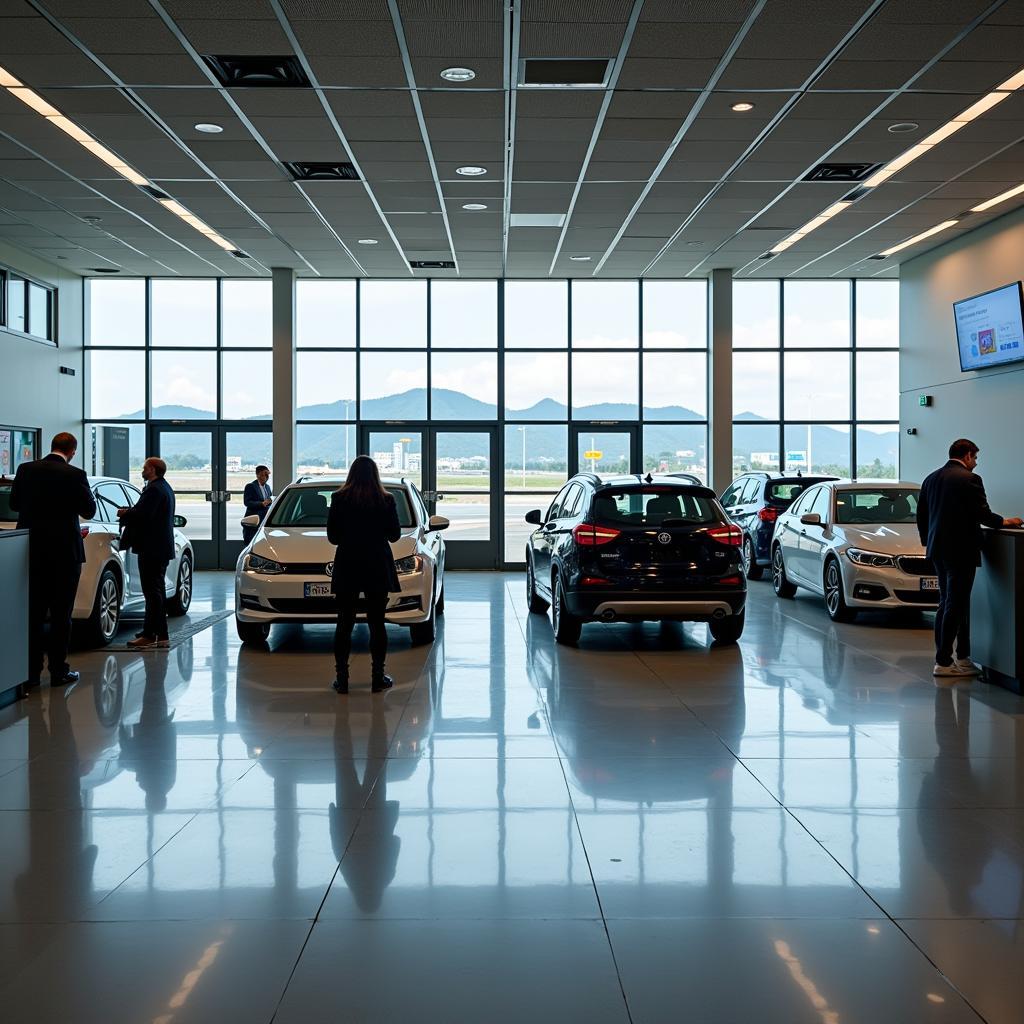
[9,432,96,687]
[118,457,176,650]
[917,438,1021,678]
[242,464,272,544]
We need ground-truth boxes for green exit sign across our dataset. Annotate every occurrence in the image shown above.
[918,395,932,406]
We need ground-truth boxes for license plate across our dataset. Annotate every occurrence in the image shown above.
[304,582,333,598]
[920,577,939,591]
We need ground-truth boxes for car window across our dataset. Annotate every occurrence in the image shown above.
[767,481,805,505]
[739,477,761,504]
[562,483,584,519]
[810,488,831,521]
[546,486,571,522]
[410,486,428,524]
[790,488,817,517]
[720,480,744,507]
[834,488,920,525]
[592,486,719,526]
[121,484,141,506]
[268,485,415,528]
[94,482,129,523]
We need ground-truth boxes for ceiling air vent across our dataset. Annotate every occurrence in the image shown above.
[203,54,311,89]
[229,250,250,259]
[87,267,119,273]
[518,58,611,88]
[139,185,170,200]
[803,162,881,183]
[410,260,456,269]
[284,161,360,181]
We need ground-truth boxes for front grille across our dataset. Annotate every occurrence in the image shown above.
[281,563,330,575]
[894,589,940,605]
[897,556,934,576]
[269,597,339,614]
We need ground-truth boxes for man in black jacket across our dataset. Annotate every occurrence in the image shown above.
[242,465,272,543]
[118,457,176,650]
[917,438,1021,678]
[9,432,97,687]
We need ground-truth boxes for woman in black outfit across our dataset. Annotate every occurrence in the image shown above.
[327,455,402,694]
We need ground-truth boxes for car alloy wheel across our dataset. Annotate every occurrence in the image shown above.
[772,548,784,590]
[99,575,120,641]
[742,537,752,576]
[551,576,560,633]
[825,561,842,616]
[177,557,192,610]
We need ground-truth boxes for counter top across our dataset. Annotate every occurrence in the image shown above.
[0,528,28,539]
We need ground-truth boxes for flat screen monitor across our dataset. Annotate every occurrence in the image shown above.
[953,281,1024,372]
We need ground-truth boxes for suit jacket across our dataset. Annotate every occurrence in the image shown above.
[327,490,402,595]
[243,479,273,522]
[119,476,176,562]
[9,453,96,566]
[917,460,1003,566]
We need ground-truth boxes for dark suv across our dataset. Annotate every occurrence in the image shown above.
[524,473,746,646]
[720,472,838,580]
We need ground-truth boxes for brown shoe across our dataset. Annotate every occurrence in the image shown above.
[127,636,157,649]
[154,638,170,649]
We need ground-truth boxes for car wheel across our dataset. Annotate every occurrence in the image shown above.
[82,568,121,647]
[167,555,193,616]
[742,537,765,581]
[551,574,582,646]
[526,555,549,613]
[435,583,445,616]
[236,619,271,644]
[771,545,797,599]
[824,558,857,622]
[709,608,745,644]
[409,594,437,646]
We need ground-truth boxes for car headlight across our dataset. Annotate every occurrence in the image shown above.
[245,553,284,574]
[846,548,897,568]
[395,554,423,575]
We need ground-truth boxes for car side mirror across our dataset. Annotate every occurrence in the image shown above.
[427,514,449,532]
[173,515,188,528]
[800,513,822,527]
[240,514,260,527]
[525,509,543,525]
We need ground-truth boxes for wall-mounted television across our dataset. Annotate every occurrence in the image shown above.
[953,281,1024,372]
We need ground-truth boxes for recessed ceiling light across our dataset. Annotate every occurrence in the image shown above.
[462,203,488,211]
[357,238,378,245]
[440,67,475,83]
[569,255,591,261]
[456,165,487,176]
[887,122,919,134]
[194,122,224,134]
[731,101,754,112]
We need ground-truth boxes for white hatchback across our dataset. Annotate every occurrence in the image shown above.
[235,476,448,646]
[770,480,938,622]
[0,475,194,646]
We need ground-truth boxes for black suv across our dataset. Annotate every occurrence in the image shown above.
[720,472,838,580]
[524,473,746,646]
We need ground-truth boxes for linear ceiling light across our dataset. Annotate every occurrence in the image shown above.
[876,220,959,258]
[768,201,854,254]
[970,181,1024,213]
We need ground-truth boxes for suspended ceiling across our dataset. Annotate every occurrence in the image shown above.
[0,0,1023,279]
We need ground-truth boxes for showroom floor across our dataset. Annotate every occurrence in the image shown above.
[1,573,1022,1023]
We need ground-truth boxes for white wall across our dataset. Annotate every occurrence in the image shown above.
[0,240,83,464]
[899,205,1024,514]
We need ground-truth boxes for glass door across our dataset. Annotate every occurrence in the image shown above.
[569,425,639,477]
[221,427,275,568]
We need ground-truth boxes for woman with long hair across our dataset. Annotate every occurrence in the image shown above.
[327,455,402,694]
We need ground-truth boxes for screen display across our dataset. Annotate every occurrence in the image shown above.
[953,282,1024,371]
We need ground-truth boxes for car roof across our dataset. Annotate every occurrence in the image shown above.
[89,476,140,489]
[816,479,921,490]
[576,472,705,488]
[291,475,410,487]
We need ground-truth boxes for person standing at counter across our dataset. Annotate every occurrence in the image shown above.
[917,438,1022,678]
[9,432,96,688]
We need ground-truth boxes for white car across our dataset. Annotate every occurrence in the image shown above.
[770,480,938,622]
[0,475,194,646]
[235,476,448,646]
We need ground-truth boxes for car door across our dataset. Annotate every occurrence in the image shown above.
[800,486,833,593]
[719,477,746,522]
[781,487,818,583]
[412,485,443,579]
[94,481,134,593]
[533,486,570,594]
[115,484,145,600]
[733,476,762,540]
[549,483,584,580]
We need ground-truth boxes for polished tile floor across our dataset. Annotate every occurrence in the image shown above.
[1,573,1022,1022]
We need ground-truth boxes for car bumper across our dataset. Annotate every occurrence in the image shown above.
[565,588,746,622]
[842,565,939,609]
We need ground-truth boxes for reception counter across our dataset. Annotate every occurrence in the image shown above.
[0,529,29,706]
[971,528,1024,694]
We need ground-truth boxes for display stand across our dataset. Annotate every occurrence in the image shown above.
[0,529,29,707]
[971,528,1024,695]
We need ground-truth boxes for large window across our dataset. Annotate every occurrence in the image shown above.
[2,266,55,343]
[732,280,899,479]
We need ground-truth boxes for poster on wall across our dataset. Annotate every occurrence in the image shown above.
[15,431,36,470]
[0,430,10,478]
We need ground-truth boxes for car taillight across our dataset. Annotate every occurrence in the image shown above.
[573,523,621,546]
[80,526,90,538]
[707,524,743,546]
[719,575,742,585]
[758,506,779,523]
[580,576,613,586]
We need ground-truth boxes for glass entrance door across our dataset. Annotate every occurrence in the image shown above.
[152,424,274,570]
[569,425,639,477]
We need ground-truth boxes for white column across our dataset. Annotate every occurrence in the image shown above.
[271,267,296,482]
[708,268,733,494]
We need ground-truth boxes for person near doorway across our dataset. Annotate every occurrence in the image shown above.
[118,457,176,650]
[9,431,96,688]
[327,455,402,694]
[242,465,272,544]
[917,438,1022,677]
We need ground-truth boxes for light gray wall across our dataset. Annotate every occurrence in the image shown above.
[900,205,1024,515]
[0,241,83,464]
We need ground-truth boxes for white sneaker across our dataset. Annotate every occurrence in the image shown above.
[954,658,981,675]
[933,662,973,677]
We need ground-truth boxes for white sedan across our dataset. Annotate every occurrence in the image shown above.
[235,476,448,646]
[770,480,938,622]
[0,476,194,646]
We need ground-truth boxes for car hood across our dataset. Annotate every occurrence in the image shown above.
[252,527,419,563]
[837,523,924,555]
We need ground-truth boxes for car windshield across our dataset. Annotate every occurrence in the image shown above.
[593,486,719,526]
[0,485,12,522]
[766,478,833,507]
[267,485,415,528]
[834,488,920,525]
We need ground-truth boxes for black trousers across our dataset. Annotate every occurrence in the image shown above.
[334,591,388,675]
[27,561,82,680]
[139,555,169,640]
[931,555,976,666]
